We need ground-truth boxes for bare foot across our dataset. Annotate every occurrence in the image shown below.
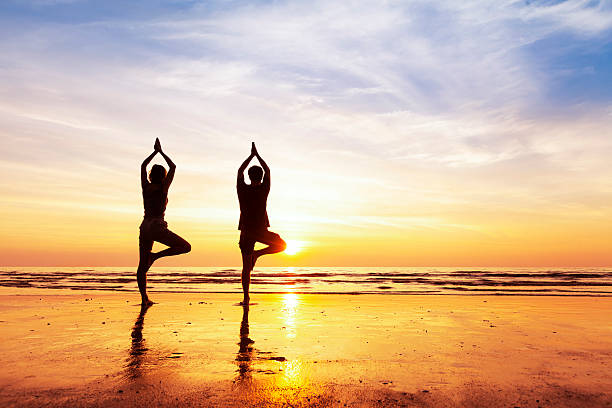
[141,298,155,307]
[240,296,250,306]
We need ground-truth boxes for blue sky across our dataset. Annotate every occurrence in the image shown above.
[2,0,611,113]
[526,32,612,105]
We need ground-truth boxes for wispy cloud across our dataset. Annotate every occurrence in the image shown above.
[1,0,612,265]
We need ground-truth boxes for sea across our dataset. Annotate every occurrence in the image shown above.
[0,267,611,296]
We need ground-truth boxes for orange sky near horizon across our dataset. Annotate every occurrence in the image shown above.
[2,134,612,267]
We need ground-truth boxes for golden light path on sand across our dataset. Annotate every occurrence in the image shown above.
[268,292,320,405]
[281,292,298,339]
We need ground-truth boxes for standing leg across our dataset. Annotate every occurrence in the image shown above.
[239,234,256,305]
[137,236,154,306]
[252,230,286,267]
[241,252,252,304]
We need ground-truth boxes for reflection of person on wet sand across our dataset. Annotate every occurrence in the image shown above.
[138,138,191,306]
[237,142,286,304]
[236,304,255,382]
[125,303,151,379]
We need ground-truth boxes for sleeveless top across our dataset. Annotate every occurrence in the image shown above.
[237,179,270,232]
[143,183,168,218]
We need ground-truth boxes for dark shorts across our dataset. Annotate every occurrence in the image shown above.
[139,217,188,254]
[239,229,284,255]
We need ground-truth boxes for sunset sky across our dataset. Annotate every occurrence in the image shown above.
[1,0,612,266]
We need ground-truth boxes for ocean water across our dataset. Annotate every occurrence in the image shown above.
[0,267,611,296]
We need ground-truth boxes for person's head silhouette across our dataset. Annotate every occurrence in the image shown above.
[248,166,263,185]
[149,164,167,184]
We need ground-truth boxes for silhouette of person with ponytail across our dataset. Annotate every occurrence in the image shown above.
[137,138,191,305]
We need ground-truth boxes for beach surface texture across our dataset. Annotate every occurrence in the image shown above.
[1,291,611,407]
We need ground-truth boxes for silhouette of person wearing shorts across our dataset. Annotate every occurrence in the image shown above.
[237,142,286,304]
[137,138,191,305]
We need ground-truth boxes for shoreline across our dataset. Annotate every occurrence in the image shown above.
[2,266,611,297]
[2,289,612,297]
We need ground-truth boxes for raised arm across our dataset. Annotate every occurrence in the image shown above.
[252,143,270,186]
[157,144,176,189]
[237,145,255,186]
[141,150,158,188]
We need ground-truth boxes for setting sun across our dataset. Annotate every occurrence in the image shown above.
[284,240,304,256]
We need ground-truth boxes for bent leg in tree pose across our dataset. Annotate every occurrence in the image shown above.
[137,138,191,306]
[236,142,286,304]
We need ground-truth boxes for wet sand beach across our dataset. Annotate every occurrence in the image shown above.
[1,292,611,407]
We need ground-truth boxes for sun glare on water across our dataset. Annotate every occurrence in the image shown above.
[284,240,304,256]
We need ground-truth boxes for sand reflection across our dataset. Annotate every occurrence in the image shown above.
[235,304,256,383]
[125,304,151,379]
